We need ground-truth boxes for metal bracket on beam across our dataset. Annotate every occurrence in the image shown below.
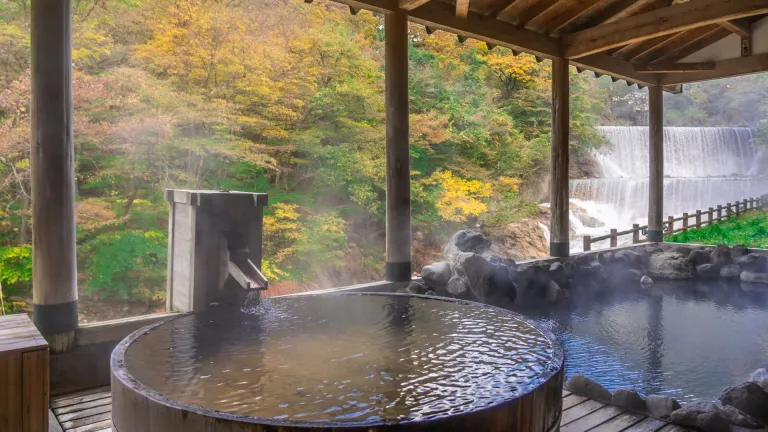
[742,37,752,57]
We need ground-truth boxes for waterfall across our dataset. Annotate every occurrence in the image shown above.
[567,127,768,251]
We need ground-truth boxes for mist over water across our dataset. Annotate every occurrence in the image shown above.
[569,127,768,250]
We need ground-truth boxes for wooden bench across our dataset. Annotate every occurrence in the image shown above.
[0,313,50,431]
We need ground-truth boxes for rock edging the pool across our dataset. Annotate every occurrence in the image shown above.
[565,370,768,432]
[408,229,768,307]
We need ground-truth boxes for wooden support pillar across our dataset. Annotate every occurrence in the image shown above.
[384,11,411,282]
[647,86,664,243]
[549,57,570,258]
[632,224,640,244]
[31,0,78,353]
[610,229,618,248]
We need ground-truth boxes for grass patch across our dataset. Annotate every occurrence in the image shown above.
[666,210,768,248]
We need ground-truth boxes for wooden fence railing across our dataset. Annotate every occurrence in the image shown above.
[582,195,768,252]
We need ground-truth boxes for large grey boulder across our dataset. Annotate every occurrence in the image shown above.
[719,382,768,425]
[688,248,712,267]
[420,262,453,288]
[721,264,743,280]
[737,254,768,273]
[549,262,568,287]
[546,281,566,304]
[612,388,646,412]
[719,404,763,429]
[446,276,468,297]
[454,252,494,302]
[748,368,768,392]
[732,245,750,259]
[697,263,721,280]
[404,281,428,295]
[488,265,517,304]
[712,244,734,267]
[648,252,694,279]
[444,230,491,262]
[646,395,681,419]
[615,250,644,269]
[565,374,611,402]
[670,401,732,432]
[741,271,768,284]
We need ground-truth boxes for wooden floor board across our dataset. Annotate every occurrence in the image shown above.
[51,386,689,432]
[562,399,606,426]
[561,405,624,432]
[588,411,645,431]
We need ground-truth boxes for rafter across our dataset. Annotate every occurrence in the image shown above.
[660,53,768,85]
[719,18,751,38]
[613,35,669,60]
[527,0,600,33]
[456,0,469,18]
[398,0,430,11]
[634,25,718,63]
[652,26,731,64]
[516,0,560,27]
[565,0,768,58]
[546,0,611,35]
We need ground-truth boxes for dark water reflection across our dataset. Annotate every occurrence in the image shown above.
[125,295,556,424]
[510,280,768,403]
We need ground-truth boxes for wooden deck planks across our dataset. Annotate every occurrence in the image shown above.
[51,387,690,432]
[51,389,111,432]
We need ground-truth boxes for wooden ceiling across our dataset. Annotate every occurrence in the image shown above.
[330,0,768,90]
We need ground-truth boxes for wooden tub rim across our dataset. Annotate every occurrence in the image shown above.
[111,292,565,429]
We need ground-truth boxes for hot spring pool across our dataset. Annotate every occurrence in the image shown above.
[511,279,768,403]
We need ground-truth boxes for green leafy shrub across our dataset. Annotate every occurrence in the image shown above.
[0,245,32,314]
[79,230,167,303]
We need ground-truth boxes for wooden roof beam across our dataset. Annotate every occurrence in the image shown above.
[398,0,430,11]
[652,26,731,64]
[636,61,716,73]
[565,0,768,58]
[590,0,665,26]
[456,0,469,19]
[719,18,751,38]
[633,25,717,63]
[548,0,614,36]
[660,53,768,85]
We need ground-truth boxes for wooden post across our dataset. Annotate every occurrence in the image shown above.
[695,210,702,228]
[682,212,689,231]
[647,86,664,242]
[583,236,591,252]
[708,207,714,226]
[632,224,640,244]
[735,201,740,217]
[717,205,723,221]
[743,199,748,213]
[667,215,674,235]
[610,229,618,248]
[549,57,570,257]
[31,0,78,353]
[384,11,411,282]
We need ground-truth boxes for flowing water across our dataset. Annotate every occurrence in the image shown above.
[569,127,768,250]
[124,294,557,424]
[512,281,768,403]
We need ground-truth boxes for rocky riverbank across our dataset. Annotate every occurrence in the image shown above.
[408,229,768,308]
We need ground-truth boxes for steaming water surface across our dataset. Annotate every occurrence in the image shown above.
[512,280,768,403]
[124,295,557,424]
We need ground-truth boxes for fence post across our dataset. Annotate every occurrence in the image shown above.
[736,201,740,217]
[683,213,689,231]
[668,215,674,235]
[695,210,702,228]
[727,203,732,219]
[583,236,591,252]
[708,207,714,226]
[610,229,618,248]
[717,205,723,221]
[743,199,748,213]
[632,224,640,244]
[749,198,754,210]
